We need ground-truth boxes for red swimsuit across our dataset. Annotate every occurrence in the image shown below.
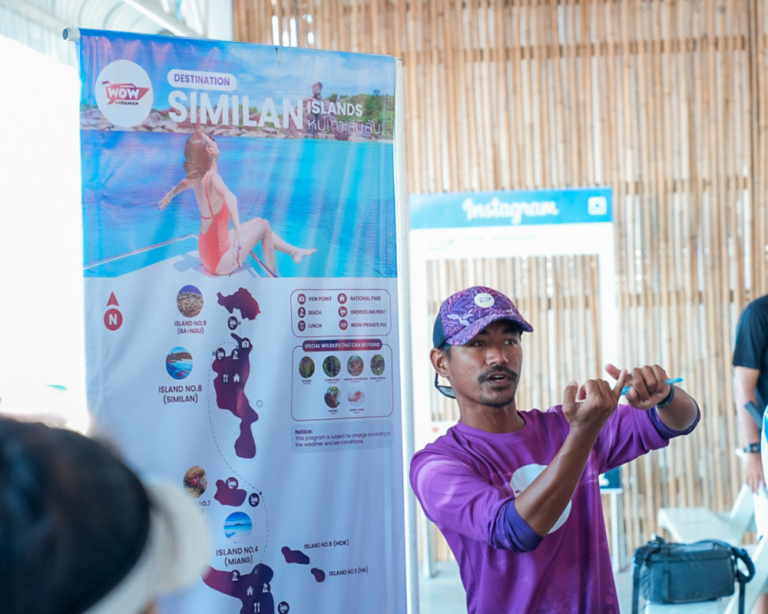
[198,172,231,274]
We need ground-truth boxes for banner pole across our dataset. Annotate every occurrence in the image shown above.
[62,27,80,42]
[395,59,420,614]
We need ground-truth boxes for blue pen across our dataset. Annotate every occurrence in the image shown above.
[622,377,683,396]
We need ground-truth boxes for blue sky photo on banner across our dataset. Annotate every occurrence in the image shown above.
[78,30,405,614]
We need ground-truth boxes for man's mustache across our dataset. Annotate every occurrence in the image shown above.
[478,366,518,383]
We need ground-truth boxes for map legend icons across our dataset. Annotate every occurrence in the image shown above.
[290,289,392,337]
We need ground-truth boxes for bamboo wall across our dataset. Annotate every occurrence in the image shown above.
[234,0,768,557]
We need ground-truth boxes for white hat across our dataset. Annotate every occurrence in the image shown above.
[84,479,211,614]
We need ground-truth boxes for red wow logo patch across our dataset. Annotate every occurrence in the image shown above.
[94,60,154,128]
[101,81,150,104]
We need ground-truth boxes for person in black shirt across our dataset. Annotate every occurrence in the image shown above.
[733,294,768,614]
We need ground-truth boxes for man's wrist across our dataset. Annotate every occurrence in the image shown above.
[744,442,761,454]
[565,423,602,450]
[656,385,675,409]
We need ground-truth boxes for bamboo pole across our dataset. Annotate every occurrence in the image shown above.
[233,0,244,40]
[580,0,595,185]
[548,0,565,187]
[757,0,768,298]
[422,0,436,192]
[453,0,473,190]
[537,0,552,187]
[408,0,423,195]
[520,0,536,188]
[722,0,742,502]
[464,0,482,190]
[478,0,496,190]
[703,0,725,513]
[441,0,459,191]
[495,0,512,190]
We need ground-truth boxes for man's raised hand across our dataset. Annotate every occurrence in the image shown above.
[606,363,670,410]
[562,369,627,435]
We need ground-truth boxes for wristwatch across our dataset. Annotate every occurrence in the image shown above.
[744,442,761,454]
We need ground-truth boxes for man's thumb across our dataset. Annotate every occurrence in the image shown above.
[563,381,578,410]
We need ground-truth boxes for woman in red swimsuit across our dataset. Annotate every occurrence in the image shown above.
[158,131,315,276]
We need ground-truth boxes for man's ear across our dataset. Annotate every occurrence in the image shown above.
[430,347,450,378]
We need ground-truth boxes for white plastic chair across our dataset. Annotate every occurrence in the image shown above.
[646,484,757,612]
[643,602,720,613]
[657,484,756,546]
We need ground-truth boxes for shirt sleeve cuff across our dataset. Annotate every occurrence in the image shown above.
[492,500,545,552]
[649,404,700,440]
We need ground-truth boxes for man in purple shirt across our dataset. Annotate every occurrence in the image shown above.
[410,286,700,614]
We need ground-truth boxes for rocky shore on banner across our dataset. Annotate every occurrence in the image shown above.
[81,81,394,142]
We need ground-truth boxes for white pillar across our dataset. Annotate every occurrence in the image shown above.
[206,0,234,41]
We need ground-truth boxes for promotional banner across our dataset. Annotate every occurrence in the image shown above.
[78,30,405,614]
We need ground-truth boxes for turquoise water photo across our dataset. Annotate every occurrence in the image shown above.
[166,347,193,379]
[224,511,253,543]
[81,131,397,278]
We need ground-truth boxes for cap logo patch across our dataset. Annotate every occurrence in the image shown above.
[474,293,495,308]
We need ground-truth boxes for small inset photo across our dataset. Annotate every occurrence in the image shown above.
[166,347,193,379]
[177,285,204,318]
[299,356,315,378]
[348,389,365,406]
[347,355,364,377]
[324,386,340,408]
[370,354,386,376]
[183,465,207,498]
[322,355,341,378]
[224,511,252,544]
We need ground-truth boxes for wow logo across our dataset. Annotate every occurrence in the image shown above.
[94,60,154,128]
[102,82,150,104]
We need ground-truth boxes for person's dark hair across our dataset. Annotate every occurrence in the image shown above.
[183,132,214,179]
[0,418,151,614]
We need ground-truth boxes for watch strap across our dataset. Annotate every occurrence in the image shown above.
[656,384,675,409]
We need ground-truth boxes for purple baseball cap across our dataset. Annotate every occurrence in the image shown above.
[433,286,533,348]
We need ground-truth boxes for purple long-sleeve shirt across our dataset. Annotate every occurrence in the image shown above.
[410,404,698,614]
